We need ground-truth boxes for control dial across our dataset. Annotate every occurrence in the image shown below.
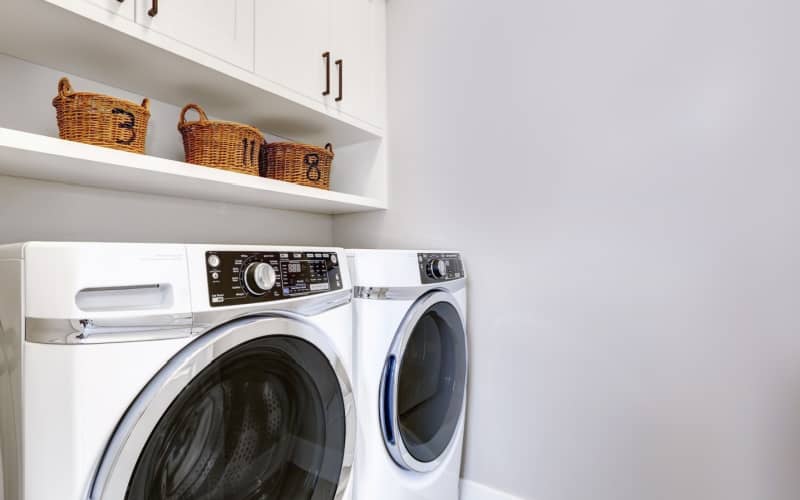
[244,262,277,296]
[427,259,447,279]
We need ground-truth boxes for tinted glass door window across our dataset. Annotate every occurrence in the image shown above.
[396,301,467,463]
[126,336,346,500]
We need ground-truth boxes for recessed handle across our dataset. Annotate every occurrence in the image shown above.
[148,0,158,16]
[322,52,331,96]
[76,284,173,312]
[335,59,343,102]
[380,355,397,445]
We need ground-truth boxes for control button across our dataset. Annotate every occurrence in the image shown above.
[330,254,338,264]
[211,272,220,280]
[243,262,277,296]
[207,254,221,268]
[428,259,447,279]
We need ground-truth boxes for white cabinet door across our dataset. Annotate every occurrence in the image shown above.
[330,0,385,127]
[254,0,330,104]
[135,0,254,71]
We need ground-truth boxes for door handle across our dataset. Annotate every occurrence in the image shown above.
[335,59,343,102]
[322,52,331,96]
[380,355,397,445]
[148,0,158,16]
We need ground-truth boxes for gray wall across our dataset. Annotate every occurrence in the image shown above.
[0,54,332,245]
[334,1,800,499]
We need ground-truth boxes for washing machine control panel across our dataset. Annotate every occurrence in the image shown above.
[418,252,464,283]
[206,250,343,307]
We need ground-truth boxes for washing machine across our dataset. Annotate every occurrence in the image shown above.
[0,242,355,500]
[347,249,468,500]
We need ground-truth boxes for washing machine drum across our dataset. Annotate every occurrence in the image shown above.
[126,336,344,499]
[91,317,353,500]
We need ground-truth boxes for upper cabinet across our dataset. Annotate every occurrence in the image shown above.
[254,0,386,128]
[135,0,255,71]
[330,0,385,128]
[254,0,330,106]
[37,0,385,130]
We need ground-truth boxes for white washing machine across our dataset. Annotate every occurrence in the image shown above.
[0,242,356,500]
[347,250,468,500]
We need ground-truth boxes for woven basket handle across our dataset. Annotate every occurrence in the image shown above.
[58,76,149,111]
[57,77,74,97]
[179,103,209,127]
[325,143,334,154]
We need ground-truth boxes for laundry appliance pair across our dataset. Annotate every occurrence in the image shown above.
[0,242,467,500]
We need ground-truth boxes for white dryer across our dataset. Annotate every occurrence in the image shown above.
[0,242,355,500]
[347,250,468,500]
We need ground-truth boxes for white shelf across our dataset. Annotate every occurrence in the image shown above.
[0,0,383,147]
[0,128,387,215]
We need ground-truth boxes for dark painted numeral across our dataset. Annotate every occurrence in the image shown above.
[242,139,258,166]
[304,153,321,181]
[112,108,136,145]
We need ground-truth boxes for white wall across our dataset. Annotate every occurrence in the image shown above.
[0,54,332,245]
[334,1,800,499]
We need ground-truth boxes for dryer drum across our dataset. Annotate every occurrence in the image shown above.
[382,298,467,469]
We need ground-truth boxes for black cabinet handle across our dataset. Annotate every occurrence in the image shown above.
[322,52,331,96]
[117,0,124,3]
[148,0,158,16]
[335,59,343,102]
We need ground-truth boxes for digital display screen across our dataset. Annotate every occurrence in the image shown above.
[288,262,302,273]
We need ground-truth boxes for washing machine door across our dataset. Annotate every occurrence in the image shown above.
[380,290,468,473]
[90,315,354,500]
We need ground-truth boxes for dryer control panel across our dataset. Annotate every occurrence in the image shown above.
[418,252,464,283]
[206,250,343,307]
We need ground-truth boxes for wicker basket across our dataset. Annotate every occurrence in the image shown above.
[178,103,265,176]
[265,142,334,190]
[52,77,150,154]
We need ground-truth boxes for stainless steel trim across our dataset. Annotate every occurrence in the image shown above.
[25,314,193,344]
[25,289,352,344]
[191,289,352,335]
[379,290,468,473]
[89,315,356,500]
[353,279,466,300]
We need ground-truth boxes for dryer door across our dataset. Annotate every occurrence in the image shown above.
[90,316,354,500]
[380,291,468,472]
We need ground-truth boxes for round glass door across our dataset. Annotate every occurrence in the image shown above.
[381,292,468,471]
[125,335,346,500]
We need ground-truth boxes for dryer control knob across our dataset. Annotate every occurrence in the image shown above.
[428,259,447,279]
[244,262,276,295]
